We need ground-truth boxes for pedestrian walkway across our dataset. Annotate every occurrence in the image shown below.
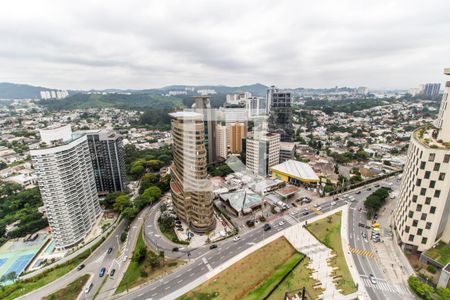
[349,246,375,258]
[360,276,411,295]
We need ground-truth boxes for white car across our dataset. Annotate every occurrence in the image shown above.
[369,274,377,284]
[279,221,285,226]
[331,201,337,206]
[233,236,241,242]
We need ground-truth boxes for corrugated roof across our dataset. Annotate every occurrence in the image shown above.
[271,159,319,182]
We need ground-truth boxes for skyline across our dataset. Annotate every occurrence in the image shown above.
[1,0,450,90]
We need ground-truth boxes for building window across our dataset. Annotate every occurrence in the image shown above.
[428,153,435,162]
[409,234,414,242]
[405,226,410,233]
[420,188,426,196]
[429,180,436,188]
[412,220,418,227]
[420,161,426,169]
[439,173,446,181]
[417,228,423,235]
[425,197,431,205]
[421,213,427,221]
[425,171,431,179]
[422,237,428,244]
[416,179,422,186]
[444,154,450,163]
[434,190,441,198]
[430,206,436,214]
[416,204,422,212]
[434,163,441,171]
[408,211,413,218]
[426,222,432,229]
[412,195,418,203]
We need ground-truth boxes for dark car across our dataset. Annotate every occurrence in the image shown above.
[375,184,380,187]
[176,227,184,231]
[263,224,271,231]
[99,267,106,277]
[77,264,85,271]
[110,269,116,277]
[356,191,361,194]
[172,247,179,252]
[292,202,297,207]
[367,187,372,191]
[107,247,113,254]
[246,220,255,227]
[209,244,218,249]
[175,220,182,224]
[303,211,309,215]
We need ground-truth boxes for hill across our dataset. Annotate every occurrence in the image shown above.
[39,93,184,110]
[0,82,56,99]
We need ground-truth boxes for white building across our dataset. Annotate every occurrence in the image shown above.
[394,68,450,252]
[216,123,228,159]
[245,132,280,176]
[30,124,101,249]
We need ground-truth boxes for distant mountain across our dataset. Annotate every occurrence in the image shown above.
[0,82,55,99]
[161,83,269,96]
[40,93,184,110]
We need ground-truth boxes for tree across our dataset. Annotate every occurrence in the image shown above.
[120,232,127,243]
[147,160,162,172]
[142,186,161,203]
[113,195,131,212]
[130,163,145,179]
[436,287,450,300]
[407,276,434,300]
[122,207,138,221]
[139,173,160,194]
[104,192,126,209]
[132,244,147,263]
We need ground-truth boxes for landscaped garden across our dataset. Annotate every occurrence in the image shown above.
[306,212,356,295]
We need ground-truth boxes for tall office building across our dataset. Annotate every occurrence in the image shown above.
[85,129,127,196]
[229,122,246,154]
[193,96,217,164]
[215,124,228,159]
[267,86,294,142]
[169,112,215,233]
[244,132,280,176]
[30,125,101,249]
[423,83,441,98]
[394,68,450,252]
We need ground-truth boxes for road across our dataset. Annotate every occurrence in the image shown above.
[346,178,414,300]
[114,196,350,300]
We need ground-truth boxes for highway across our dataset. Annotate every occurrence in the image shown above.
[345,178,414,300]
[114,196,350,300]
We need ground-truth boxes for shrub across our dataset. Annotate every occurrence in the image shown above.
[427,264,436,274]
[408,276,434,300]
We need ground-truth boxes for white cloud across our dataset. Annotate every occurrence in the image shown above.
[0,0,449,89]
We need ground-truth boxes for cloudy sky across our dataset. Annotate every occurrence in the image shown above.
[1,0,449,90]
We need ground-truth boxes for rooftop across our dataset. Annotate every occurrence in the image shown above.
[271,159,320,182]
[424,241,450,266]
[169,111,203,120]
[414,127,450,150]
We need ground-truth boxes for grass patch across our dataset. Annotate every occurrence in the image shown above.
[243,253,303,300]
[306,212,356,295]
[424,241,450,265]
[116,227,182,294]
[268,256,323,300]
[179,237,297,300]
[43,274,90,300]
[158,218,189,245]
[0,237,106,300]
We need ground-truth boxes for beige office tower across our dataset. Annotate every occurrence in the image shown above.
[216,124,228,159]
[245,132,280,176]
[229,122,246,154]
[169,112,215,233]
[394,68,450,252]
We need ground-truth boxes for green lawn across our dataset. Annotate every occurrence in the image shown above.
[306,212,356,295]
[268,256,323,300]
[424,241,450,265]
[243,253,303,300]
[158,219,189,245]
[43,274,90,300]
[0,237,106,300]
[179,237,297,300]
[116,227,182,294]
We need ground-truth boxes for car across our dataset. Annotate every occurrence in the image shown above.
[176,227,184,231]
[279,221,285,226]
[233,236,241,242]
[331,201,337,206]
[99,267,106,277]
[110,269,116,277]
[369,274,377,284]
[365,225,371,229]
[367,187,372,191]
[292,202,297,207]
[303,211,309,215]
[172,247,179,252]
[175,220,181,224]
[375,184,380,187]
[85,283,93,294]
[313,204,320,208]
[77,264,85,271]
[123,255,128,262]
[263,224,272,231]
[107,247,113,254]
[356,191,361,194]
[209,244,218,249]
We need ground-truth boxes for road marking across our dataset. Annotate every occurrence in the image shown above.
[202,257,213,271]
[247,242,255,245]
[175,274,181,278]
[177,279,183,284]
[349,246,375,258]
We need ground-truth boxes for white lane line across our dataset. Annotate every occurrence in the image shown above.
[177,279,183,284]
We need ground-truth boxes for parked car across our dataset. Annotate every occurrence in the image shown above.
[292,202,297,207]
[77,264,85,271]
[246,220,255,227]
[172,247,179,252]
[110,269,116,277]
[176,227,184,231]
[279,221,285,226]
[369,274,377,284]
[233,236,241,242]
[263,224,272,231]
[331,201,337,206]
[209,244,218,249]
[356,191,361,194]
[107,247,113,254]
[99,267,106,277]
[123,255,128,262]
[85,283,93,294]
[367,187,372,191]
[375,184,380,187]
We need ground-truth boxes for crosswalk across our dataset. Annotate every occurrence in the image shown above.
[349,246,375,258]
[310,207,323,214]
[362,278,411,296]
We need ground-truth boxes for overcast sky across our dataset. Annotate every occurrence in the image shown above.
[1,0,449,90]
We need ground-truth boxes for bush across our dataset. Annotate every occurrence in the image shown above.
[120,232,127,243]
[426,264,436,274]
[408,276,434,300]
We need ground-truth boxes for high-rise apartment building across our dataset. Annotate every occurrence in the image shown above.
[229,122,246,154]
[85,129,127,196]
[423,83,441,98]
[394,68,450,252]
[30,125,101,249]
[215,124,228,159]
[244,132,280,176]
[267,86,294,142]
[193,96,217,164]
[169,112,215,233]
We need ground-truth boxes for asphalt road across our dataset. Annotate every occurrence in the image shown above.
[346,179,413,300]
[114,196,350,300]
